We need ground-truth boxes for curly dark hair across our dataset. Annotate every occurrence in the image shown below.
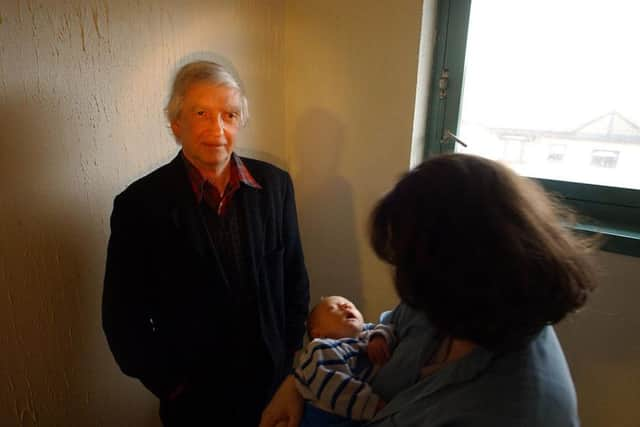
[370,153,597,351]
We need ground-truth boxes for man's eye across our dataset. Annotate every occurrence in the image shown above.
[196,111,206,117]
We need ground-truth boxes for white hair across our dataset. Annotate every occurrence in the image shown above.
[165,60,249,126]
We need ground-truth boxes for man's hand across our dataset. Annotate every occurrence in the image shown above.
[367,335,391,365]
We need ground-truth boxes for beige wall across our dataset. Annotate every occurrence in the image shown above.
[0,1,286,425]
[284,0,424,321]
[557,251,640,427]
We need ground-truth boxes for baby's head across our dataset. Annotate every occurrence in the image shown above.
[307,296,364,339]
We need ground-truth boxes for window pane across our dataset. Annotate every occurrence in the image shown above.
[456,0,640,190]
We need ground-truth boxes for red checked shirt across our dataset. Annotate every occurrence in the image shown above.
[182,152,262,215]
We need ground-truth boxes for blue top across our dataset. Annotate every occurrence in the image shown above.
[367,304,580,427]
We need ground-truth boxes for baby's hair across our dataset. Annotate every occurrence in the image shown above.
[370,153,598,351]
[305,298,319,338]
[307,296,348,339]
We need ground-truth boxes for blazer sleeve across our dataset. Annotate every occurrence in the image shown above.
[282,173,310,356]
[102,193,184,399]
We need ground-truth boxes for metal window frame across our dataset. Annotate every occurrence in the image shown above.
[423,0,640,256]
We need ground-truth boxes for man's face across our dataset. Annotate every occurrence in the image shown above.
[310,296,364,339]
[171,82,242,173]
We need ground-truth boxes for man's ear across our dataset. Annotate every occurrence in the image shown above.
[170,120,181,141]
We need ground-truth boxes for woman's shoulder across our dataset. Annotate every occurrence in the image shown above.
[387,303,433,336]
[369,326,578,427]
[454,327,577,424]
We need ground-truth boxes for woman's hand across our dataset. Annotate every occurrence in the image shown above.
[259,375,304,427]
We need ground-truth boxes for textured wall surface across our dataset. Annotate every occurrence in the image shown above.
[284,0,424,321]
[0,1,285,425]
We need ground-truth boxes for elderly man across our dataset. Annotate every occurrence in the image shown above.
[102,61,309,426]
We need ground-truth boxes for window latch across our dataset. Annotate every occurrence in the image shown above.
[440,129,468,147]
[439,68,449,99]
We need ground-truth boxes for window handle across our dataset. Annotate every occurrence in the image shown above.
[441,129,468,147]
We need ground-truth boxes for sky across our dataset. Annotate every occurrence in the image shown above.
[459,0,640,131]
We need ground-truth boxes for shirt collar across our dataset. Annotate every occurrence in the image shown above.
[233,154,262,190]
[181,152,262,202]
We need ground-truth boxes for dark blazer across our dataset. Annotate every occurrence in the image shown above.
[102,152,309,401]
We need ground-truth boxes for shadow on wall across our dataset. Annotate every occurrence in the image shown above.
[235,148,286,172]
[0,91,158,426]
[293,108,363,307]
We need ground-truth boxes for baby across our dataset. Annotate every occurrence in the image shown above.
[294,296,395,426]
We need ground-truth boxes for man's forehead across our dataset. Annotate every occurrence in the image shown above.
[185,83,241,103]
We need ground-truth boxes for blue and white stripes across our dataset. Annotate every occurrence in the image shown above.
[294,325,394,421]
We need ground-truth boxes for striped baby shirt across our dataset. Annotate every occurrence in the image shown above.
[294,324,395,421]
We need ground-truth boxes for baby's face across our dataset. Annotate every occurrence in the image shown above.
[311,296,364,339]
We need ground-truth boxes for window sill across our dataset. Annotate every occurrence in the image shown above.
[537,178,640,258]
[572,223,640,257]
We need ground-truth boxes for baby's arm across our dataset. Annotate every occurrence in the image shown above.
[294,339,382,421]
[364,324,396,366]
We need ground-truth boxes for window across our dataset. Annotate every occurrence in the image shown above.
[424,0,640,256]
[590,150,619,169]
[548,145,566,163]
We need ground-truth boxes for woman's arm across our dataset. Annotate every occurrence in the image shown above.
[260,375,304,427]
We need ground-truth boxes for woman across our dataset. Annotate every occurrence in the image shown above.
[261,153,597,427]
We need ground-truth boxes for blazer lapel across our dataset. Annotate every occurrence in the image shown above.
[240,184,266,290]
[171,200,211,260]
[165,154,218,267]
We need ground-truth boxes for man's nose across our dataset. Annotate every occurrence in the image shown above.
[209,114,224,135]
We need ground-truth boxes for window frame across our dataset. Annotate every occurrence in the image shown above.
[424,0,640,257]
